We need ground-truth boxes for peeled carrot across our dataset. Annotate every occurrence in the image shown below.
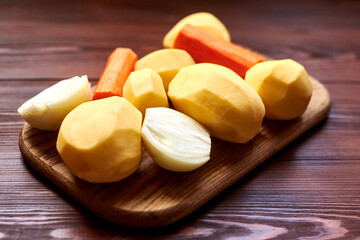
[173,24,264,78]
[92,48,137,100]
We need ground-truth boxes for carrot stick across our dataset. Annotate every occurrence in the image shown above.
[92,48,137,100]
[173,24,264,78]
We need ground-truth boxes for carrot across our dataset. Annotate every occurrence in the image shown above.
[173,24,264,78]
[92,48,137,100]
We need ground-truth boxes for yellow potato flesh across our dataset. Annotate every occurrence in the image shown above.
[56,97,142,183]
[123,68,169,115]
[163,12,231,48]
[135,49,195,91]
[168,63,265,143]
[245,59,312,120]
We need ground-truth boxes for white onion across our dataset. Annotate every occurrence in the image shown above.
[142,107,211,172]
[18,75,91,130]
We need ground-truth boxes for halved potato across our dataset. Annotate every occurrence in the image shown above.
[123,68,169,115]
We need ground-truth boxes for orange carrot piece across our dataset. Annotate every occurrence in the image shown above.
[92,48,137,100]
[173,24,264,78]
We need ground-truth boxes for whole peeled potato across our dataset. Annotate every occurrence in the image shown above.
[163,12,231,48]
[168,63,265,143]
[56,97,142,183]
[245,59,312,120]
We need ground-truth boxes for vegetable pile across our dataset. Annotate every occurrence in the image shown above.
[18,12,312,183]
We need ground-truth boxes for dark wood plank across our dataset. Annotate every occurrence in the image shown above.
[0,0,359,81]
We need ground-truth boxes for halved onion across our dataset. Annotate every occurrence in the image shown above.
[18,75,91,130]
[142,107,211,172]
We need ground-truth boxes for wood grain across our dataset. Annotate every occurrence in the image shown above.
[1,0,360,238]
[18,78,330,227]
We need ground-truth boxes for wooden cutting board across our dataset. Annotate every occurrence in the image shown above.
[19,77,330,228]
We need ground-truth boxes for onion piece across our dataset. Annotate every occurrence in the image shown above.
[18,75,91,130]
[142,107,211,172]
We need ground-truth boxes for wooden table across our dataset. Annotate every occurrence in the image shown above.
[1,0,360,238]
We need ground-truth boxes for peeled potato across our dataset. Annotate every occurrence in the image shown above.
[163,12,231,48]
[142,107,211,172]
[168,63,265,143]
[245,59,312,120]
[135,49,195,91]
[17,75,91,131]
[56,97,142,183]
[123,68,169,115]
